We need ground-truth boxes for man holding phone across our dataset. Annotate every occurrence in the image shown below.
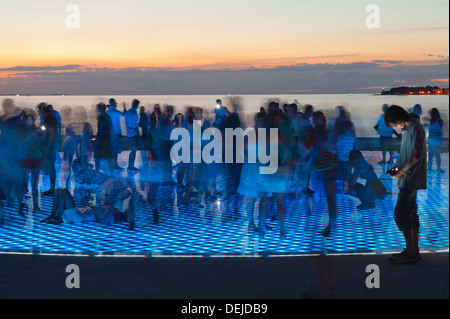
[384,105,427,264]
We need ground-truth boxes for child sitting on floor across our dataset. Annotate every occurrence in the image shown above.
[346,150,387,210]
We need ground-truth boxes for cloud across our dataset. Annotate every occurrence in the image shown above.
[423,53,449,59]
[0,62,448,95]
[0,65,83,72]
[372,60,403,64]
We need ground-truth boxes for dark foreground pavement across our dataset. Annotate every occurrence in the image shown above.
[0,253,447,300]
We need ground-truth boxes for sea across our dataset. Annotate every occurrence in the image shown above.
[2,94,449,138]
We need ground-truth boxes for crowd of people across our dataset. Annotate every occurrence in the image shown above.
[0,97,446,250]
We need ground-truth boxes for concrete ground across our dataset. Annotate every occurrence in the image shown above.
[0,252,447,300]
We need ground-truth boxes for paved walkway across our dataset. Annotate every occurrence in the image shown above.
[0,252,447,299]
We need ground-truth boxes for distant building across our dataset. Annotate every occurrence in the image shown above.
[381,86,449,95]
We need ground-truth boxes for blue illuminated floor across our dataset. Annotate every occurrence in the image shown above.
[0,151,448,258]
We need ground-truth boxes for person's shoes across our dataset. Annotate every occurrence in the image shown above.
[280,231,287,239]
[45,218,63,225]
[127,167,139,171]
[303,188,314,195]
[43,189,54,196]
[39,217,52,223]
[377,160,386,165]
[162,181,177,186]
[248,223,259,233]
[114,166,124,170]
[128,220,135,230]
[259,230,265,239]
[321,226,331,237]
[357,203,375,210]
[389,249,419,264]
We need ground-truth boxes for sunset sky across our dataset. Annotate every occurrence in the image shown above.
[0,0,448,94]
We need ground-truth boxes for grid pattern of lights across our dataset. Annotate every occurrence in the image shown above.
[0,151,448,258]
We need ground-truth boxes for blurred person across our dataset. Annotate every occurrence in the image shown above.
[299,104,314,135]
[172,113,187,185]
[213,99,229,132]
[125,99,140,171]
[99,177,135,230]
[94,103,114,176]
[254,107,267,129]
[223,110,244,197]
[384,105,427,264]
[158,105,175,185]
[347,150,387,210]
[375,104,395,164]
[17,108,44,213]
[426,108,444,172]
[286,103,302,137]
[332,105,354,141]
[285,103,302,193]
[0,109,27,216]
[410,104,422,123]
[106,98,125,170]
[138,105,151,166]
[38,103,59,196]
[237,128,264,233]
[62,123,77,168]
[148,104,162,165]
[39,185,129,227]
[46,104,62,136]
[335,120,356,193]
[39,188,97,225]
[257,106,295,239]
[0,98,20,123]
[45,105,63,164]
[298,104,314,195]
[221,106,244,220]
[79,122,94,182]
[180,108,196,202]
[303,117,338,237]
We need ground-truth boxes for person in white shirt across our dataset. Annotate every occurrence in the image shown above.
[125,99,140,171]
[107,98,125,169]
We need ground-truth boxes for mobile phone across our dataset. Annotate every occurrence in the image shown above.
[387,166,399,176]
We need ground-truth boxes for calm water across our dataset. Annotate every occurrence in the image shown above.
[3,94,449,138]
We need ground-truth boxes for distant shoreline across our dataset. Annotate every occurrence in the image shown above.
[0,92,434,97]
[381,86,449,96]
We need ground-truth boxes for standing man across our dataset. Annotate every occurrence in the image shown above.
[38,103,59,196]
[125,99,140,171]
[384,105,427,264]
[107,98,125,170]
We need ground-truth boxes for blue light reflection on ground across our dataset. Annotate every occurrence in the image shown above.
[0,151,448,258]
